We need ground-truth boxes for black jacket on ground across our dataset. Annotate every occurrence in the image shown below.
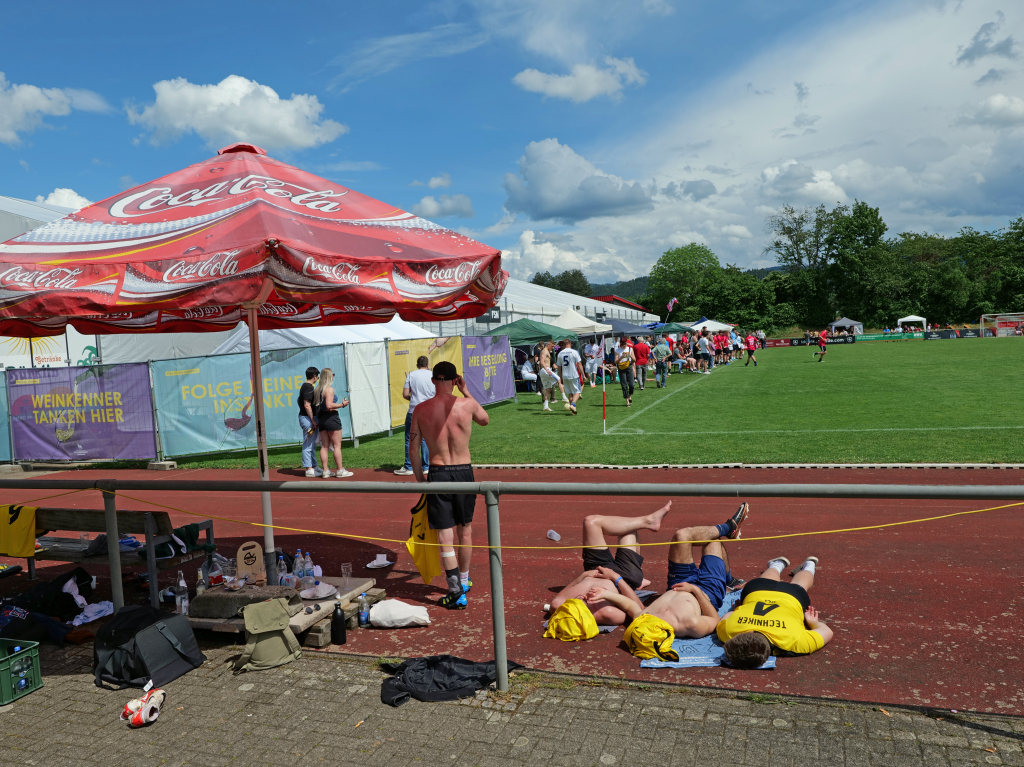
[380,655,524,707]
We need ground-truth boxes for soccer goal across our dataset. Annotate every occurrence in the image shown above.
[980,312,1024,338]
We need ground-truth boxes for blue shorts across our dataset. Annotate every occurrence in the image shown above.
[667,554,728,609]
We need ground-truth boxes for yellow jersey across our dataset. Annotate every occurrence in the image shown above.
[716,589,825,656]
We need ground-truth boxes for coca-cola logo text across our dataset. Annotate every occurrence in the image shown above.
[0,266,83,290]
[179,307,225,320]
[302,258,361,284]
[162,251,240,283]
[424,261,481,285]
[258,303,298,316]
[109,175,349,218]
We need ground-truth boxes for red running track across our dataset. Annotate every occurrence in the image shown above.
[1,466,1021,714]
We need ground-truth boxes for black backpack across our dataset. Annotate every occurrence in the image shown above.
[93,605,206,690]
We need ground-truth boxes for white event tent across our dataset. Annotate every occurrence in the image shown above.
[897,314,927,330]
[688,318,734,333]
[212,316,435,354]
[548,307,612,336]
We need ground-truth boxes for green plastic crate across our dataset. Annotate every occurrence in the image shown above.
[0,638,42,705]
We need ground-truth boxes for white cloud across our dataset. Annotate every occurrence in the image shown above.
[411,194,475,219]
[513,57,646,103]
[332,24,488,89]
[0,72,110,146]
[499,230,587,279]
[960,93,1024,128]
[428,172,452,189]
[119,175,136,190]
[36,188,91,210]
[127,75,347,151]
[503,138,652,223]
[721,224,753,239]
[489,0,1024,280]
[18,160,29,171]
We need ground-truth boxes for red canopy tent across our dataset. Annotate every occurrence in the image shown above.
[0,142,507,580]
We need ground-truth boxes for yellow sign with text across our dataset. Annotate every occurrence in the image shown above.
[388,337,464,427]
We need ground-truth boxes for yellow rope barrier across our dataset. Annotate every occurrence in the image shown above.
[6,488,90,507]
[109,490,1024,550]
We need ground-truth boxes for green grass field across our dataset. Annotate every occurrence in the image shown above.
[174,338,1024,469]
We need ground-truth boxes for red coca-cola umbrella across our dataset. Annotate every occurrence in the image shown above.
[0,142,507,572]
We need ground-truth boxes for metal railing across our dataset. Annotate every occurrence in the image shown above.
[3,477,1021,691]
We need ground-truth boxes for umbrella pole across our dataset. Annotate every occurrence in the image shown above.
[246,307,277,581]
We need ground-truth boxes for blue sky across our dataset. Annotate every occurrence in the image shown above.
[2,0,1023,282]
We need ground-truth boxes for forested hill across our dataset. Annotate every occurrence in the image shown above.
[589,276,649,299]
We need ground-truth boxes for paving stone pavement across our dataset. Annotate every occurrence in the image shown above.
[1,642,1022,767]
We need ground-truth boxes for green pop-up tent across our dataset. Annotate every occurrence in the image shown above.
[482,318,578,346]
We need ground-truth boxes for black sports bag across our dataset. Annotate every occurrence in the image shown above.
[93,605,206,689]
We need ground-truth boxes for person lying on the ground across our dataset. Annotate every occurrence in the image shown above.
[587,504,751,661]
[716,555,833,668]
[543,504,672,641]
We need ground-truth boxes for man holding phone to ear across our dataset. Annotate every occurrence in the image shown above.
[409,361,490,609]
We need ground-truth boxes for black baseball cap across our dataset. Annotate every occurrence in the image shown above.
[432,361,459,381]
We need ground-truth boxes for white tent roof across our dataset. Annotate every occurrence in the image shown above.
[0,195,77,249]
[497,279,660,323]
[213,316,435,355]
[688,318,734,332]
[897,315,926,324]
[549,307,612,334]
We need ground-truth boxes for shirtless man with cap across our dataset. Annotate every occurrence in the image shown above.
[543,503,672,642]
[588,504,750,661]
[409,361,489,610]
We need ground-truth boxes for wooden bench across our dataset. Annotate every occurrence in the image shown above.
[29,507,215,610]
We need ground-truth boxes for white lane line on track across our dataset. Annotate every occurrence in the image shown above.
[609,425,1024,436]
[606,375,709,434]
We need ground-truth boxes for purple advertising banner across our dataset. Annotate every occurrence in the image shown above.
[8,363,157,461]
[461,336,515,405]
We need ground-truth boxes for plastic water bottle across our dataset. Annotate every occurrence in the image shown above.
[293,550,304,578]
[358,593,370,627]
[331,601,347,645]
[276,557,288,586]
[304,552,314,578]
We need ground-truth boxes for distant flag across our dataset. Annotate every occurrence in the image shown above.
[666,298,678,313]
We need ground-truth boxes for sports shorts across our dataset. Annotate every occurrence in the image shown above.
[539,370,559,390]
[585,358,599,373]
[563,377,582,395]
[426,464,476,529]
[739,577,810,611]
[582,547,644,590]
[667,554,729,609]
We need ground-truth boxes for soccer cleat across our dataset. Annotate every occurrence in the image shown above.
[440,590,467,610]
[461,579,473,594]
[570,404,577,415]
[725,503,749,538]
[121,688,166,726]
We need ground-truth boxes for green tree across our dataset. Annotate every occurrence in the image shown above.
[648,243,721,320]
[529,268,592,296]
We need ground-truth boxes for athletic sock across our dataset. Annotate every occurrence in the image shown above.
[767,559,786,574]
[800,560,816,575]
[714,522,732,538]
[445,567,461,595]
[460,571,470,588]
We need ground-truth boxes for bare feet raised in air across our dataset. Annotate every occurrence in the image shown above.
[646,501,672,532]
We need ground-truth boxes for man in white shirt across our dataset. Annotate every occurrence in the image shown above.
[583,341,600,388]
[556,339,584,415]
[395,355,435,476]
[520,358,540,394]
[539,340,566,412]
